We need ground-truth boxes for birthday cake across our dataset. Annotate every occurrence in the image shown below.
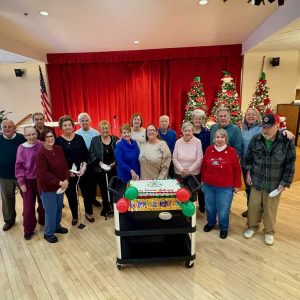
[129,179,181,198]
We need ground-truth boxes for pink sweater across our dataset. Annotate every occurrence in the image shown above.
[15,140,44,185]
[172,136,203,175]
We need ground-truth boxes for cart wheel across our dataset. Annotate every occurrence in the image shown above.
[116,262,123,270]
[185,261,194,268]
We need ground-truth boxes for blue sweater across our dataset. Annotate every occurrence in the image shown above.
[158,128,177,154]
[193,126,210,154]
[210,123,242,156]
[241,123,261,167]
[115,138,140,183]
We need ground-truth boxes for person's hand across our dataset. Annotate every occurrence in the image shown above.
[282,130,295,140]
[59,180,69,190]
[130,169,139,181]
[233,187,241,193]
[246,171,253,186]
[78,165,87,177]
[181,169,190,176]
[20,184,27,193]
[277,185,285,193]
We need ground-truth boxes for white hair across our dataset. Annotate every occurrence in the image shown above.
[191,109,205,119]
[78,112,91,123]
[217,106,231,116]
[181,122,194,132]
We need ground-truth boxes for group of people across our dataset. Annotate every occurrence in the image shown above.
[0,106,296,246]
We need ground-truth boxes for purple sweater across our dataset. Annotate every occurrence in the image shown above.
[15,140,44,185]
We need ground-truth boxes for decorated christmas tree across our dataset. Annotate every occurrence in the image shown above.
[210,71,243,126]
[248,72,273,118]
[183,76,207,123]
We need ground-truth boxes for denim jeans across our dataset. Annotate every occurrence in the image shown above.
[202,184,234,231]
[40,192,64,236]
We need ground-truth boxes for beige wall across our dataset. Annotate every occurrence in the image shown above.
[241,49,300,113]
[0,62,47,124]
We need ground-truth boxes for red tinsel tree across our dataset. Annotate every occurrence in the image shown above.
[248,72,273,118]
[183,76,207,123]
[210,71,243,126]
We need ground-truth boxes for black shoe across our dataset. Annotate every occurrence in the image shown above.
[44,234,58,243]
[92,200,102,207]
[203,224,215,232]
[199,206,205,213]
[220,230,228,239]
[3,222,14,231]
[242,210,248,218]
[24,233,33,240]
[55,227,68,234]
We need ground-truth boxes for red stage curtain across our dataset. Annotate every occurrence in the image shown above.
[47,45,242,134]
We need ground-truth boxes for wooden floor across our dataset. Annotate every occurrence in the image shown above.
[1,182,300,300]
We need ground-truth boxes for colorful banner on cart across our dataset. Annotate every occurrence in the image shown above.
[128,198,180,211]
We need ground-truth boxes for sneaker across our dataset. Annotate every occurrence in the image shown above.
[244,229,256,239]
[24,233,33,240]
[55,227,68,234]
[203,224,215,232]
[220,230,228,239]
[264,234,274,246]
[44,234,58,243]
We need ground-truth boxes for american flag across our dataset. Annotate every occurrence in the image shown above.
[39,65,53,122]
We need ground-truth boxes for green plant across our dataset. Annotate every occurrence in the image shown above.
[0,110,12,123]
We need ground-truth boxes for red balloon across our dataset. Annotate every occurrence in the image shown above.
[116,198,130,213]
[176,188,190,202]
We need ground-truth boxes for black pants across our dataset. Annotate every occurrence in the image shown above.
[65,174,93,219]
[95,170,116,213]
[85,164,98,202]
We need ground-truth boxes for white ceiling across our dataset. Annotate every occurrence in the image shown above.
[0,0,299,63]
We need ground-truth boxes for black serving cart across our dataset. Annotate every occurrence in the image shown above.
[108,176,201,269]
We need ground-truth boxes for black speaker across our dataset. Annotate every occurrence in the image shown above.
[14,69,25,77]
[270,57,280,67]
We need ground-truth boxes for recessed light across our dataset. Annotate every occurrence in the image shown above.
[133,41,140,44]
[39,11,49,16]
[198,0,208,5]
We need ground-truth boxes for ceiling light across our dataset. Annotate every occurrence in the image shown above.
[39,11,49,16]
[198,0,208,5]
[133,41,140,44]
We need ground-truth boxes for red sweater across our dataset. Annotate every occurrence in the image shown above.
[201,145,241,188]
[36,145,69,192]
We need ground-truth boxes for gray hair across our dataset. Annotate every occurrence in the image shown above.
[24,125,36,133]
[181,122,194,132]
[78,112,91,123]
[191,109,205,119]
[216,106,231,116]
[213,128,228,144]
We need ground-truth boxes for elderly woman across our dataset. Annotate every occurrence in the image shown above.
[115,124,140,183]
[36,129,69,243]
[130,113,146,143]
[173,122,203,185]
[139,124,171,179]
[191,109,210,213]
[15,126,44,240]
[201,129,241,239]
[90,120,119,216]
[55,115,94,225]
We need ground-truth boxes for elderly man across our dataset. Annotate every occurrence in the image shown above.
[210,107,242,156]
[158,115,177,178]
[75,112,101,207]
[243,114,296,246]
[0,120,26,231]
[32,112,56,140]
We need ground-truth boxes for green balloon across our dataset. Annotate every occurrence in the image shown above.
[124,186,139,200]
[181,201,195,217]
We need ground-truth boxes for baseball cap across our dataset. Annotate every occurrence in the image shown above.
[260,114,280,128]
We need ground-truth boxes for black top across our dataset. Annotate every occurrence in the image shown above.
[102,137,115,165]
[55,134,89,169]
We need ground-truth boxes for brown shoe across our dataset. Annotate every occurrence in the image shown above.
[3,222,14,231]
[242,210,248,218]
[85,214,95,223]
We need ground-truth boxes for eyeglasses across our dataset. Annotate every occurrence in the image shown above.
[25,133,37,137]
[147,129,157,133]
[45,135,54,139]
